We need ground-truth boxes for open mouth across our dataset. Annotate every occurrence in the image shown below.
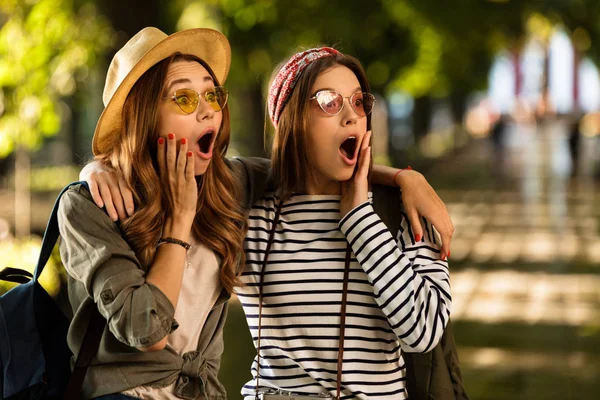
[198,131,214,154]
[339,136,357,160]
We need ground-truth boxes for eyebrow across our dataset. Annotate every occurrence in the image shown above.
[165,75,215,94]
[311,86,363,97]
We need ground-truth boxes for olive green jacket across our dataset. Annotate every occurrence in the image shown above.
[57,158,258,400]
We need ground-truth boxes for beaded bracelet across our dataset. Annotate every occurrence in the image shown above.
[392,166,413,186]
[157,237,191,251]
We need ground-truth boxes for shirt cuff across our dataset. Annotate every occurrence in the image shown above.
[339,201,372,234]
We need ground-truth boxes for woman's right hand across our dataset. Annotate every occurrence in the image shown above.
[81,134,197,224]
[158,133,197,222]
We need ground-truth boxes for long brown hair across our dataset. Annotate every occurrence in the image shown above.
[96,53,246,293]
[269,52,372,198]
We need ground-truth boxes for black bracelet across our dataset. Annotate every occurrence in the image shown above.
[157,237,191,251]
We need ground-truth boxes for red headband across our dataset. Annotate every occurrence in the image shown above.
[268,47,340,127]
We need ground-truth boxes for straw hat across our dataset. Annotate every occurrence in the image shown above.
[92,27,231,155]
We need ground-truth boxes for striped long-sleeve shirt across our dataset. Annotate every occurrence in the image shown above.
[237,193,451,399]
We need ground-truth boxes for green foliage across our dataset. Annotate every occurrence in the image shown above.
[177,0,416,92]
[28,165,80,191]
[0,0,113,158]
[173,0,537,100]
[174,0,600,97]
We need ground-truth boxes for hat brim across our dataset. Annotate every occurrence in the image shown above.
[92,28,231,155]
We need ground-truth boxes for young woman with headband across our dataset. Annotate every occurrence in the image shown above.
[235,47,451,399]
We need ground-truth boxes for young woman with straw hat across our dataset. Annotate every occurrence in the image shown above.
[58,27,244,399]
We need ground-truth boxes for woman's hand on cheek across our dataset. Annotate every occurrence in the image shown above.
[340,130,371,218]
[80,160,134,221]
[158,133,197,221]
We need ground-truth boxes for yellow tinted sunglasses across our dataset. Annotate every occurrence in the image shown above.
[163,87,229,114]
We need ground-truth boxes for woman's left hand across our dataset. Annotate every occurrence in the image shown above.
[396,170,454,260]
[340,131,371,218]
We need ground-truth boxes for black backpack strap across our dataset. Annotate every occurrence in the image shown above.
[0,267,33,284]
[403,352,419,399]
[64,307,105,400]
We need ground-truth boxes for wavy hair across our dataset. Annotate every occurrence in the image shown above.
[96,53,246,293]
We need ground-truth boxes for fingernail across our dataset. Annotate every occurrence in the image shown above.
[158,137,165,145]
[168,133,174,140]
[181,138,187,145]
[187,151,193,157]
[415,234,421,242]
[447,251,451,258]
[127,207,134,215]
[442,254,447,261]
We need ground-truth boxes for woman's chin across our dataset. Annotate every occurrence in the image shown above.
[336,166,355,182]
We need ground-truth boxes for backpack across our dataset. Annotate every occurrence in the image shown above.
[372,184,469,400]
[0,181,104,400]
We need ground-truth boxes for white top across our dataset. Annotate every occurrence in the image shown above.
[237,194,452,400]
[122,235,222,399]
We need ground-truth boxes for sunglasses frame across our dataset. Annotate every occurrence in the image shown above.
[163,86,229,114]
[309,90,376,117]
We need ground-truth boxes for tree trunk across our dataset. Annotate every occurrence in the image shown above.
[236,84,267,158]
[14,147,30,237]
[412,96,432,141]
[97,0,168,41]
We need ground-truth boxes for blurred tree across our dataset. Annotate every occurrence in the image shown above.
[175,0,417,156]
[0,0,113,158]
[171,0,540,155]
[0,0,113,236]
[96,0,172,55]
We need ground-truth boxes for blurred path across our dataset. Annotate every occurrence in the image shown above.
[427,119,600,400]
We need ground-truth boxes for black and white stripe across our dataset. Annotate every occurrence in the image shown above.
[237,194,451,399]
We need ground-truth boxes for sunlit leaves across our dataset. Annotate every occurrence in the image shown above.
[0,0,113,158]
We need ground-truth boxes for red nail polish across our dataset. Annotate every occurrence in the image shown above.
[187,151,193,157]
[181,138,187,145]
[447,251,451,258]
[168,133,174,140]
[158,137,164,144]
[415,234,421,242]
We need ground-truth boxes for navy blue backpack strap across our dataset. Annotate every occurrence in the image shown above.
[33,181,89,282]
[47,181,107,400]
[31,180,105,399]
